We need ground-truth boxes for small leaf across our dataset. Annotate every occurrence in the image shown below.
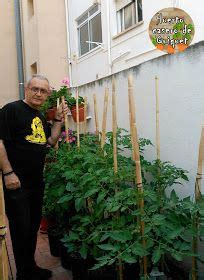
[97,244,116,251]
[152,248,162,264]
[57,195,73,204]
[84,188,98,198]
[75,197,84,212]
[109,231,132,242]
[79,243,88,259]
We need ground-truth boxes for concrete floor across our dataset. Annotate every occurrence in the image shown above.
[7,227,72,280]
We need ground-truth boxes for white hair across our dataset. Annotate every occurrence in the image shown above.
[26,74,50,87]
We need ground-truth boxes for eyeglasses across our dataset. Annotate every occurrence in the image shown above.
[28,87,50,95]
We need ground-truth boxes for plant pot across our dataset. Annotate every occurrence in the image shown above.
[123,262,140,279]
[40,217,51,234]
[70,105,85,122]
[48,231,61,257]
[46,107,57,121]
[60,242,72,270]
[89,265,117,280]
[70,254,89,280]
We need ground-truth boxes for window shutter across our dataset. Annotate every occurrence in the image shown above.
[115,0,133,11]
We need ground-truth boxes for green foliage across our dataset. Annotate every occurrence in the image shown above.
[40,86,70,115]
[43,129,204,278]
[67,95,85,108]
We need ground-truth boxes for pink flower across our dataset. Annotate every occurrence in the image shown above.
[61,77,70,87]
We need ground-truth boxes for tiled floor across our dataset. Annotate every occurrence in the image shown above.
[7,225,72,280]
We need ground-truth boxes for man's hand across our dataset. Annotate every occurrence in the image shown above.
[4,172,21,190]
[55,102,69,123]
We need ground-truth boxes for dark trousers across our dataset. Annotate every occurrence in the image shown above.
[4,187,44,277]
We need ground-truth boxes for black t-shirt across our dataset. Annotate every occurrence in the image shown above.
[0,100,51,188]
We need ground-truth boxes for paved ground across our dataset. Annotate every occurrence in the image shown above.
[7,226,72,280]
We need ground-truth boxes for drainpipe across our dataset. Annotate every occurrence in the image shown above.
[14,0,24,99]
[64,0,73,87]
[106,0,112,75]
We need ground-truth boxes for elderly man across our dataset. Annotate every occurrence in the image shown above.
[0,74,68,280]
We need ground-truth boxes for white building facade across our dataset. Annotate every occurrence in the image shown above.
[66,0,204,86]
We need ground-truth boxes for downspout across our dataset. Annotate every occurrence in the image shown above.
[65,0,73,87]
[106,0,112,75]
[14,0,24,99]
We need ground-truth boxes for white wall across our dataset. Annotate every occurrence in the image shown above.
[68,0,204,86]
[76,42,204,198]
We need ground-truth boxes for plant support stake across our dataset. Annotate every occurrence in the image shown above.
[101,88,109,149]
[128,74,148,278]
[76,89,80,149]
[61,96,69,145]
[112,77,123,280]
[155,76,160,160]
[192,126,204,280]
[84,96,87,138]
[93,94,99,137]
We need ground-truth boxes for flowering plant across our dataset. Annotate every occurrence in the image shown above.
[59,130,76,144]
[40,77,71,115]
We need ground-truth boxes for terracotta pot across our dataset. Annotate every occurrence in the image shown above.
[70,105,85,122]
[46,107,57,121]
[40,217,51,234]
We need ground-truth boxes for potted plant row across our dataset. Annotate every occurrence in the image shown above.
[43,129,204,279]
[40,78,85,122]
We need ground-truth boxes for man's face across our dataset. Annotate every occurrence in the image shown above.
[25,78,50,109]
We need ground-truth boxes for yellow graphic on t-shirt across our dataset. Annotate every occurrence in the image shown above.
[25,117,47,144]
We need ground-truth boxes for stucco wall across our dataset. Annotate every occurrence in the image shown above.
[0,0,19,106]
[76,41,204,197]
[21,0,69,88]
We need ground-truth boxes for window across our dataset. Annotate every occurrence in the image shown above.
[116,0,143,33]
[30,62,37,75]
[28,0,34,19]
[77,4,102,56]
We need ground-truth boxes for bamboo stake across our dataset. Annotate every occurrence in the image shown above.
[101,88,109,149]
[57,98,60,109]
[93,94,99,137]
[84,97,87,138]
[155,75,166,272]
[128,81,136,161]
[54,98,60,150]
[0,172,8,280]
[112,78,123,280]
[192,126,204,280]
[112,78,118,174]
[155,76,160,160]
[76,89,80,149]
[61,96,70,145]
[128,74,148,278]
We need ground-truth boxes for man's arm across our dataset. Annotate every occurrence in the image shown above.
[0,140,21,189]
[47,121,62,146]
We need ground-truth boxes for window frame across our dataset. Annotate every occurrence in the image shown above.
[77,4,102,57]
[116,0,143,34]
